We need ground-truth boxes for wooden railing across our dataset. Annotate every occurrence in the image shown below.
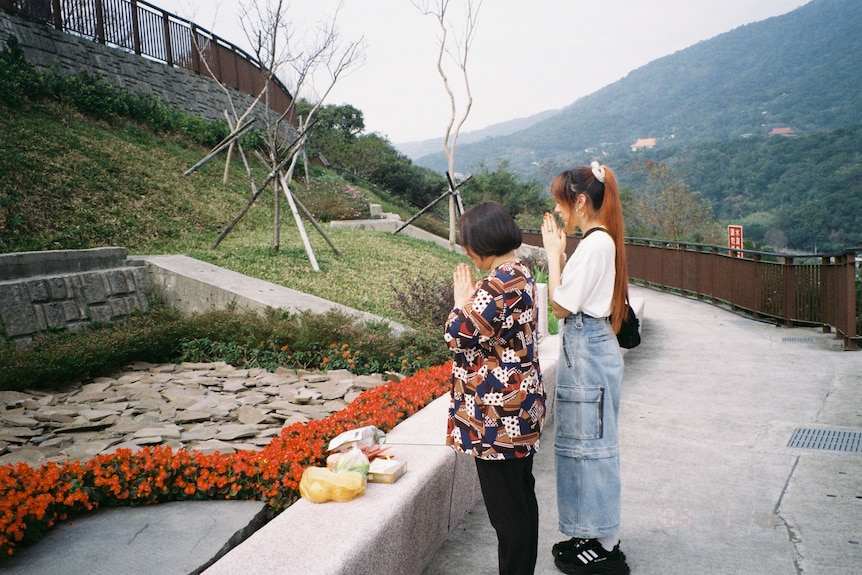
[1,0,294,120]
[521,231,860,351]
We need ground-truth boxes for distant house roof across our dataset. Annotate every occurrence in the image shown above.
[769,127,796,137]
[630,138,656,151]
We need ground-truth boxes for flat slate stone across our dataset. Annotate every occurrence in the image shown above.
[0,361,407,466]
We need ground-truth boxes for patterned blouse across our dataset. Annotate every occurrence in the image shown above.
[444,259,545,460]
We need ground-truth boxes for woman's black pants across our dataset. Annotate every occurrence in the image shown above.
[474,454,539,575]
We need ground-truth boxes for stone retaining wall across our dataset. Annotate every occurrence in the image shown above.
[0,10,292,138]
[0,247,149,347]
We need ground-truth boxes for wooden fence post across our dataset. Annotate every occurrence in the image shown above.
[842,251,859,350]
[130,0,141,55]
[162,10,173,66]
[782,255,796,327]
[94,0,105,44]
[51,0,61,29]
[190,23,201,73]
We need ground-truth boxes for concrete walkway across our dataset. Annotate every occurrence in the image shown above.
[3,284,860,574]
[425,284,862,575]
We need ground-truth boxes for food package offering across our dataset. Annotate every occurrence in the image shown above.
[367,458,407,484]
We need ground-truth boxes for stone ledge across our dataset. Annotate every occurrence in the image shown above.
[0,247,132,281]
[204,335,560,575]
[138,255,407,334]
[0,248,149,344]
[202,396,480,575]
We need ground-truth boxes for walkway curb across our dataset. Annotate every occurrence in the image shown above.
[203,337,559,575]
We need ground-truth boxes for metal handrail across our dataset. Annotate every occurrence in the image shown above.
[1,0,294,120]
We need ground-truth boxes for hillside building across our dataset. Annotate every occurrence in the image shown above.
[630,138,657,151]
[768,127,797,137]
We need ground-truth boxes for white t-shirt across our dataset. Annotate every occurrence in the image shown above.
[553,229,616,318]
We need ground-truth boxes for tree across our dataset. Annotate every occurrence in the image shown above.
[296,100,364,156]
[194,0,364,265]
[764,228,788,250]
[296,100,365,170]
[294,97,450,214]
[239,0,363,252]
[459,161,547,226]
[632,161,721,243]
[412,0,482,250]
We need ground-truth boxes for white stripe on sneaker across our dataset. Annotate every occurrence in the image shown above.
[577,549,599,564]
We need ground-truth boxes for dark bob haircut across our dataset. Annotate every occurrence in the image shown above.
[458,201,522,258]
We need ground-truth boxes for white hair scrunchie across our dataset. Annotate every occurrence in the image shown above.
[590,161,606,184]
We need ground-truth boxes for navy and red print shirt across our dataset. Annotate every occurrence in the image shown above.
[444,259,545,460]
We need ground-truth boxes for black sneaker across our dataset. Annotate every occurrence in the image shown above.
[552,537,587,558]
[553,538,630,575]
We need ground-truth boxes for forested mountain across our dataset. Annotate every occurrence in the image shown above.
[395,109,559,160]
[413,0,862,251]
[418,0,862,174]
[631,125,862,252]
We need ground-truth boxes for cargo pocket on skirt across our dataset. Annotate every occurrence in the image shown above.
[556,386,604,441]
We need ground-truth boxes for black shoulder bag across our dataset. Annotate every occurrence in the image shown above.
[614,297,641,349]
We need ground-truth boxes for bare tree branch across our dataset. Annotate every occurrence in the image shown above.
[412,0,482,250]
[202,0,365,262]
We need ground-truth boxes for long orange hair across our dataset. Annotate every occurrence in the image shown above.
[550,165,629,333]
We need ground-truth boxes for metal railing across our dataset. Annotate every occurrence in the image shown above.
[521,231,860,351]
[1,0,294,120]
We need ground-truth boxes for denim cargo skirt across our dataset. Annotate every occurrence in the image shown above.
[555,312,625,538]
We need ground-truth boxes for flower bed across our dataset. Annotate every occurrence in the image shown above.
[0,362,452,557]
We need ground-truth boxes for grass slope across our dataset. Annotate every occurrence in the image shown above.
[1,102,465,326]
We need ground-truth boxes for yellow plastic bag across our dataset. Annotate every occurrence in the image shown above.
[299,466,366,503]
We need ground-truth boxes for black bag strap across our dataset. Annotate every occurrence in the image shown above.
[580,227,607,240]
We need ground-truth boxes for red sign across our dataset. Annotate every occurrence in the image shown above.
[728,225,743,257]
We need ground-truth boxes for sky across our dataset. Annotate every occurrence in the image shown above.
[154,0,808,145]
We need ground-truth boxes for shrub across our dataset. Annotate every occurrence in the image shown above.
[391,275,454,333]
[173,308,448,376]
[292,176,370,222]
[0,35,233,148]
[0,36,40,106]
[0,307,190,391]
[0,306,446,392]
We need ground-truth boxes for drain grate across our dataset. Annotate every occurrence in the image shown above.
[788,428,862,453]
[782,336,814,343]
